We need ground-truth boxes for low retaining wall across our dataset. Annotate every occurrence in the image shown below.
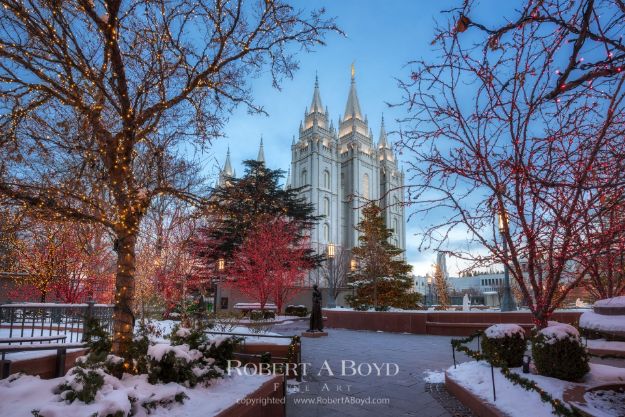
[216,374,285,417]
[445,372,509,417]
[323,310,584,336]
[4,348,88,379]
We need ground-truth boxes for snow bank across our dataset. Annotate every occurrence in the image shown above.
[422,370,445,383]
[147,343,203,362]
[447,361,625,417]
[594,296,625,308]
[484,324,524,339]
[0,371,272,417]
[538,322,580,344]
[175,327,191,338]
[579,311,625,334]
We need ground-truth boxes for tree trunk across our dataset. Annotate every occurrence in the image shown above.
[112,232,137,359]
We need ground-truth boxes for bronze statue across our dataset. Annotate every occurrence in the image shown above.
[308,284,323,332]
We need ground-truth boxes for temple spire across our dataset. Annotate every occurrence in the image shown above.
[378,114,389,148]
[223,146,233,175]
[309,72,323,114]
[343,63,363,121]
[257,136,265,163]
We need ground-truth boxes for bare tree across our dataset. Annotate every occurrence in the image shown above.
[397,0,625,326]
[320,245,351,307]
[0,0,338,356]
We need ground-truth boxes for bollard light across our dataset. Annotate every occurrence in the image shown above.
[522,355,530,373]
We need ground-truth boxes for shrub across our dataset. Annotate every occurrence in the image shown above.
[250,310,275,320]
[284,305,308,317]
[169,324,208,350]
[531,323,589,381]
[211,311,242,332]
[201,336,241,369]
[481,324,527,367]
[374,305,390,312]
[56,367,106,404]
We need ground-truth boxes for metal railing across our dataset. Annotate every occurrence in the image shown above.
[0,301,114,344]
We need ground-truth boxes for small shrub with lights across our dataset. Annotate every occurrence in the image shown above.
[481,324,527,367]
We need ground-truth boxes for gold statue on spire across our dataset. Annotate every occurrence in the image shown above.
[351,61,355,80]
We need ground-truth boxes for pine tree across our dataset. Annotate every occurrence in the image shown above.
[195,160,323,270]
[348,204,419,309]
[433,263,451,308]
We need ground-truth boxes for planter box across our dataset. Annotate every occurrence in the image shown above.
[216,374,285,417]
[5,348,88,379]
[323,310,583,337]
[445,372,510,417]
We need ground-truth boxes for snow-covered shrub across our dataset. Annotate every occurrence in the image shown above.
[169,323,207,350]
[250,310,275,320]
[201,336,241,369]
[481,324,526,367]
[284,305,308,317]
[374,305,390,311]
[147,343,206,387]
[56,366,106,404]
[531,322,589,381]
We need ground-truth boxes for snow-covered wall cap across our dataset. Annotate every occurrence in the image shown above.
[594,296,625,308]
[538,322,580,343]
[484,323,525,339]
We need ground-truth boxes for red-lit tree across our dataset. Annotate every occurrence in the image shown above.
[398,1,625,326]
[578,195,625,299]
[228,216,312,313]
[13,220,115,303]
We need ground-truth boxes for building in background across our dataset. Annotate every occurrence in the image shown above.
[219,69,407,290]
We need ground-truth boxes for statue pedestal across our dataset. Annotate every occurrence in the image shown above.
[301,331,328,338]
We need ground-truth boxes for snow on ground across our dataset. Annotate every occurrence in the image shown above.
[142,321,294,345]
[209,325,293,345]
[422,370,445,383]
[586,339,625,353]
[0,371,272,417]
[595,296,625,308]
[580,311,625,334]
[447,361,625,417]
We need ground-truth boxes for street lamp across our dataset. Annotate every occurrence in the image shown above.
[426,275,432,307]
[498,209,517,312]
[213,258,225,313]
[350,258,357,298]
[326,243,336,308]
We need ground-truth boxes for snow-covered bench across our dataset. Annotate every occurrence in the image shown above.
[233,303,278,316]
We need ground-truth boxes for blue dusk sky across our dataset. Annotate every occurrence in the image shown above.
[206,0,487,276]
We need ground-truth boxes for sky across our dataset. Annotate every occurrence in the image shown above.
[206,0,469,276]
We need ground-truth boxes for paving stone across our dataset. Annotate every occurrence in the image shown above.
[275,321,475,417]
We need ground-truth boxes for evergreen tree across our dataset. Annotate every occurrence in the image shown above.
[195,160,323,269]
[347,204,419,309]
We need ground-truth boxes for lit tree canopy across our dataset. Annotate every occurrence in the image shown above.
[0,0,338,356]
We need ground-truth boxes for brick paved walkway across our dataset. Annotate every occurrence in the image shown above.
[272,321,476,417]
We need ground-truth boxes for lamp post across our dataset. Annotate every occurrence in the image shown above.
[326,243,336,308]
[498,210,517,312]
[213,258,225,313]
[350,258,357,299]
[427,276,433,307]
